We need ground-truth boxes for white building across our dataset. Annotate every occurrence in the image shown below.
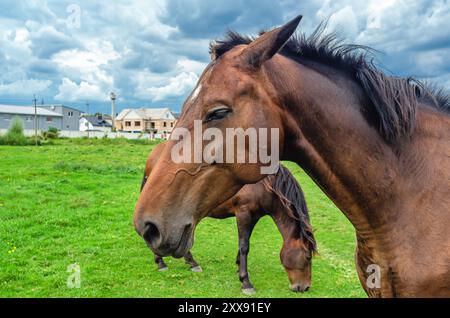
[79,115,112,132]
[115,107,177,133]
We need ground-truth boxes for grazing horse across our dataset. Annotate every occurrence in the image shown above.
[141,142,316,293]
[134,16,450,297]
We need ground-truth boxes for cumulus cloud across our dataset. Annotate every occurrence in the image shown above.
[176,58,207,74]
[325,5,359,40]
[0,79,52,96]
[136,71,199,101]
[51,40,120,102]
[51,40,119,82]
[54,77,106,102]
[29,25,78,58]
[131,56,205,102]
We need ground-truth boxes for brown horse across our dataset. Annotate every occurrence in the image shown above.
[141,142,316,293]
[134,16,450,297]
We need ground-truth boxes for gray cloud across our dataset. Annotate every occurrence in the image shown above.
[27,59,59,75]
[0,0,448,111]
[29,26,78,58]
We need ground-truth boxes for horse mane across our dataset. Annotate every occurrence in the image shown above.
[262,165,317,253]
[210,22,450,144]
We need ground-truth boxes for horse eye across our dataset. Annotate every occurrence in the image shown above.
[204,107,232,122]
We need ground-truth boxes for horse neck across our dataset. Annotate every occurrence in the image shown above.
[266,57,404,237]
[264,57,450,297]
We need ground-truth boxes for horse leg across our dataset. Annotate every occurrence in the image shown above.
[154,254,169,271]
[184,251,202,272]
[146,240,169,271]
[236,209,258,294]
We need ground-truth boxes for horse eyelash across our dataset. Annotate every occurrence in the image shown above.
[204,107,232,122]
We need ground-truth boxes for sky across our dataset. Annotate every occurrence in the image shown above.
[0,0,449,114]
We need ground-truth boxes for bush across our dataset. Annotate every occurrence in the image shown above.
[0,117,30,146]
[48,126,58,134]
[42,126,59,140]
[9,117,24,135]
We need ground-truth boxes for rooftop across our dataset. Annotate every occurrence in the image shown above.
[82,115,112,127]
[116,107,175,120]
[0,105,63,117]
[39,104,83,112]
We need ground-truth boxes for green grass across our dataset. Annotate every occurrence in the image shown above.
[0,138,365,297]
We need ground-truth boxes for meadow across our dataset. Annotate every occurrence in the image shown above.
[0,138,365,297]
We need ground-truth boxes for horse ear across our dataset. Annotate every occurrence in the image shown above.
[240,15,302,69]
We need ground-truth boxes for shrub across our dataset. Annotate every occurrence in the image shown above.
[0,117,29,146]
[48,126,58,134]
[9,117,24,135]
[42,126,59,139]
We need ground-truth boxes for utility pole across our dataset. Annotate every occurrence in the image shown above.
[86,101,90,139]
[110,92,116,132]
[33,95,38,146]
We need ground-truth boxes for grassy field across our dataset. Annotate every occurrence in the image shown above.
[0,138,365,297]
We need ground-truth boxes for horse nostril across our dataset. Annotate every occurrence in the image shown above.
[143,221,162,248]
[183,223,193,236]
[290,283,309,293]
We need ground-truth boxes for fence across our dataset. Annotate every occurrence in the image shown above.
[0,129,169,140]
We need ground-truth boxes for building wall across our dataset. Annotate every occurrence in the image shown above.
[116,118,176,133]
[92,126,112,133]
[41,106,81,131]
[79,117,92,131]
[0,113,62,131]
[119,118,146,132]
[149,119,176,133]
[61,106,81,131]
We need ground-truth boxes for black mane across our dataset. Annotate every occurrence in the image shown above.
[210,22,450,144]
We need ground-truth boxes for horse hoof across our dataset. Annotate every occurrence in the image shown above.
[190,266,203,273]
[241,288,256,295]
[158,267,169,272]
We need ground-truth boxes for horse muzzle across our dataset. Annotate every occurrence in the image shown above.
[141,219,194,258]
[290,283,310,293]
